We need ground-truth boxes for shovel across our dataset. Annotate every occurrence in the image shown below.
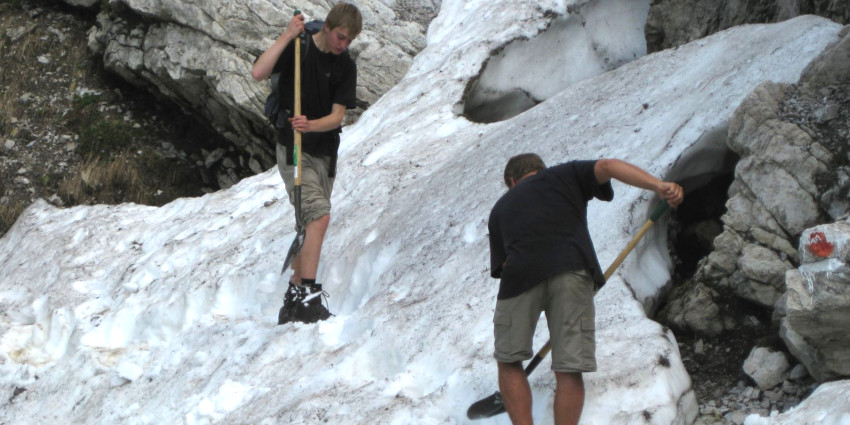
[281,9,306,274]
[467,200,671,419]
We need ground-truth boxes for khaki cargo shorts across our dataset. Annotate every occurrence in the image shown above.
[493,269,596,372]
[276,144,334,225]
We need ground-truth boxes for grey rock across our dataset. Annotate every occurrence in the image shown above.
[659,280,724,336]
[62,0,98,7]
[694,339,705,355]
[789,364,809,381]
[743,346,790,390]
[204,148,226,169]
[723,410,749,425]
[729,83,826,236]
[798,221,850,264]
[764,389,782,402]
[814,104,840,123]
[800,26,850,94]
[751,228,798,263]
[781,225,850,381]
[734,244,793,306]
[248,157,263,175]
[738,244,792,288]
[700,228,743,280]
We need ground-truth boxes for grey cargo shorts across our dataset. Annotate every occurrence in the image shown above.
[276,144,334,225]
[493,269,596,372]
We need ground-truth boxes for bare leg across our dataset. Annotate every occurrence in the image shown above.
[553,371,584,425]
[291,214,330,281]
[498,361,534,425]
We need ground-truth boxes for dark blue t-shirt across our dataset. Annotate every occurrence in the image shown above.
[273,33,357,176]
[488,160,614,299]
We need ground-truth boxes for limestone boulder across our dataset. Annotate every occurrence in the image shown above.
[781,222,850,381]
[728,82,829,237]
[743,346,791,390]
[658,280,725,336]
[734,243,793,307]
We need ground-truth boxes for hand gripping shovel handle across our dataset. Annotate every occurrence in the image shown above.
[281,9,306,274]
[466,200,671,420]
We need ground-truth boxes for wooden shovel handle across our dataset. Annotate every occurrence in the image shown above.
[293,9,302,186]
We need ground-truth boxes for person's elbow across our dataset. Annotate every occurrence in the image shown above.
[250,67,267,82]
[594,158,616,184]
[329,106,347,127]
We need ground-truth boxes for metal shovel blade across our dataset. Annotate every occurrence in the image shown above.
[467,391,506,420]
[281,225,306,274]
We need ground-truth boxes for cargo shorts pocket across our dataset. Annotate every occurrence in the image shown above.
[578,316,597,370]
[581,317,595,331]
[493,308,515,362]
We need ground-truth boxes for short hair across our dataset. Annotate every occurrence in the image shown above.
[503,153,546,188]
[325,3,363,39]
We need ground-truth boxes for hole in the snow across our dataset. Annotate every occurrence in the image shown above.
[673,173,734,279]
[461,1,651,123]
[605,125,737,316]
[666,126,740,281]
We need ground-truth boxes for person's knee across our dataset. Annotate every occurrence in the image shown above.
[498,361,524,373]
[303,210,330,227]
[310,214,330,229]
[554,371,583,387]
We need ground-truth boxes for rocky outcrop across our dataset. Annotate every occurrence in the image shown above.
[781,223,850,381]
[659,26,850,383]
[81,0,436,170]
[645,0,850,53]
[658,77,832,336]
[778,30,850,382]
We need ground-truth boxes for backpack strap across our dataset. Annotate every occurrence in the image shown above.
[300,20,323,63]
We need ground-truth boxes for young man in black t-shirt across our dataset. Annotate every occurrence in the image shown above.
[251,3,361,324]
[488,153,683,425]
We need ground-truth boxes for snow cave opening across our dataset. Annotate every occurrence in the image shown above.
[664,126,739,282]
[460,1,651,123]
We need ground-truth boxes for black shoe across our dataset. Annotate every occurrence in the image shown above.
[278,282,306,325]
[277,282,331,325]
[296,284,331,323]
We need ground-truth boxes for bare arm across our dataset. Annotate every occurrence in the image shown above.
[594,159,684,207]
[251,14,305,81]
[289,103,347,133]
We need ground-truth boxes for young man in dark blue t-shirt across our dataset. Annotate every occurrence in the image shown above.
[488,153,683,425]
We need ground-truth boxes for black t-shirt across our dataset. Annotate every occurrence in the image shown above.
[488,160,614,299]
[273,33,357,172]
